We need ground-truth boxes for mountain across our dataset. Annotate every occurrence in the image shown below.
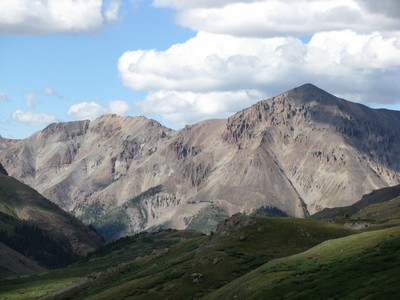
[0,167,104,271]
[223,84,400,212]
[1,84,400,240]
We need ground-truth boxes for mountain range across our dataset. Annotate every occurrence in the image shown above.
[1,83,400,241]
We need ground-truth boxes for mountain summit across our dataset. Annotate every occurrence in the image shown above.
[1,84,399,240]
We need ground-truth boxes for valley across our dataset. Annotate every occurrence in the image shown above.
[1,191,399,299]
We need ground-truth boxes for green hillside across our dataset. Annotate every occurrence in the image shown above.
[0,215,354,299]
[2,183,400,299]
[207,225,400,299]
[312,184,400,222]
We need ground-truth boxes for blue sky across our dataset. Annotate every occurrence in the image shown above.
[1,0,400,139]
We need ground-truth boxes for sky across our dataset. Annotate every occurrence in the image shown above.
[0,0,399,139]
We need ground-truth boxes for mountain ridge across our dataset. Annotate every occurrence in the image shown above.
[0,171,104,265]
[1,84,399,240]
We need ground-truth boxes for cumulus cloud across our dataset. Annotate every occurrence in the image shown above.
[67,102,107,120]
[119,32,304,93]
[119,30,400,121]
[108,100,130,115]
[116,0,400,127]
[0,0,106,35]
[137,90,262,126]
[67,100,130,120]
[12,110,57,125]
[25,92,36,108]
[155,0,400,37]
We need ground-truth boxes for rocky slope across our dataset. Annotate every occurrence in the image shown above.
[1,84,399,240]
[0,136,18,154]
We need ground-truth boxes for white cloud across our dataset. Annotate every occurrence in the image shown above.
[119,29,400,124]
[67,100,130,120]
[119,32,303,93]
[154,0,400,37]
[108,100,130,115]
[25,92,36,108]
[67,102,107,120]
[137,90,262,126]
[153,0,257,9]
[115,0,400,128]
[0,0,103,35]
[42,87,56,96]
[104,0,121,22]
[12,110,57,125]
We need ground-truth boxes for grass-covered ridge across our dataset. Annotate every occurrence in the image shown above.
[207,225,400,299]
[3,177,400,300]
[0,216,356,299]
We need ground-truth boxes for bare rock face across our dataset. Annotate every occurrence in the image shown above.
[1,84,400,240]
[222,84,400,213]
[0,136,18,154]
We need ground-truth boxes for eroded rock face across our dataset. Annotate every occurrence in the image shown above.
[1,84,400,239]
[222,84,400,213]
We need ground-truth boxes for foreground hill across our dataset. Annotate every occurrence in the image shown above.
[0,215,355,299]
[0,165,104,272]
[208,226,400,299]
[1,84,400,240]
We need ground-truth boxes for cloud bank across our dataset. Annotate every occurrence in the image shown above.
[117,0,400,126]
[154,0,400,37]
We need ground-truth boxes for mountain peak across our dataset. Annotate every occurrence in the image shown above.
[289,83,330,94]
[282,83,339,106]
[294,83,323,91]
